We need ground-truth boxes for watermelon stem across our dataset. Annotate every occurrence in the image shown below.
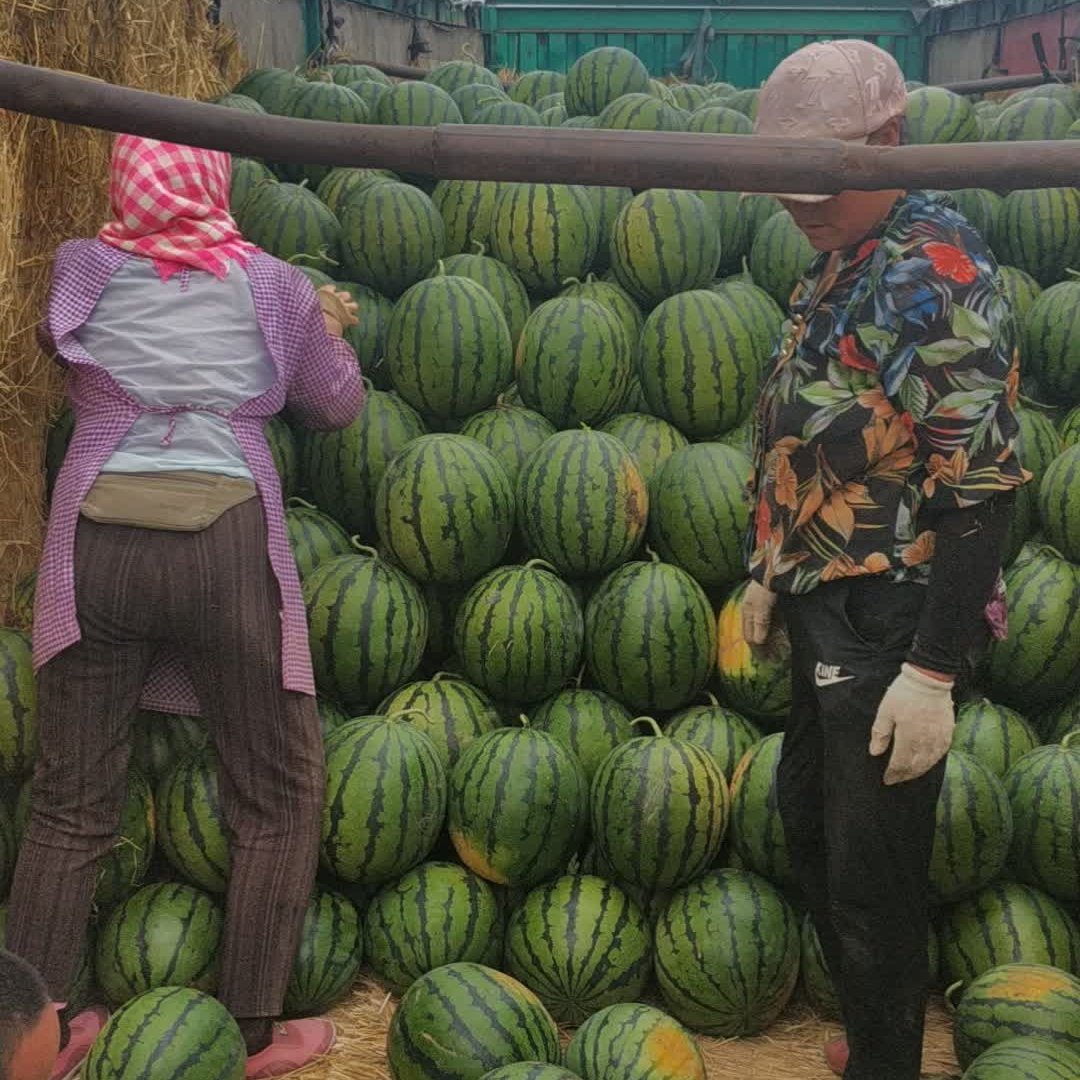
[943,980,965,1012]
[523,558,560,575]
[699,691,720,707]
[349,538,380,559]
[517,714,530,727]
[287,497,317,510]
[1062,730,1080,750]
[630,716,663,737]
[384,709,430,724]
[433,671,463,683]
[469,240,487,257]
[643,545,661,563]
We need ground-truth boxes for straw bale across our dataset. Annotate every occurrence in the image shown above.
[0,1,244,625]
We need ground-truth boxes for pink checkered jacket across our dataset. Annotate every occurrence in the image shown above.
[34,240,364,715]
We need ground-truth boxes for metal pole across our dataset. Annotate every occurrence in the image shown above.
[3,61,1080,192]
[940,69,1070,95]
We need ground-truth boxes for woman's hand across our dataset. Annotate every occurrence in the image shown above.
[317,286,359,337]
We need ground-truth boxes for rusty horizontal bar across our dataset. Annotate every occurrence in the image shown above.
[939,69,1071,95]
[3,61,1080,193]
[341,57,427,80]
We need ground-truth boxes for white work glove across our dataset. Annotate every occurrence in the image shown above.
[317,285,359,337]
[869,663,955,786]
[742,581,777,645]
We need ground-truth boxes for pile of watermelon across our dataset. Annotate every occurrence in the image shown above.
[5,45,1080,1080]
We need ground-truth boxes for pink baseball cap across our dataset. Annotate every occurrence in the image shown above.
[751,40,908,202]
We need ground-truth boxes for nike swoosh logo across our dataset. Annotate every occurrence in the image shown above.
[815,673,856,688]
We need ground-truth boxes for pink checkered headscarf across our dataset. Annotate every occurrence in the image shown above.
[98,135,258,282]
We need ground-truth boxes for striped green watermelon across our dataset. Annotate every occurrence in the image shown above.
[1061,406,1080,448]
[512,71,567,107]
[597,93,686,132]
[322,717,446,884]
[541,105,568,126]
[236,181,340,274]
[480,1068,579,1080]
[233,68,305,114]
[364,861,503,994]
[1035,695,1080,744]
[285,500,351,579]
[585,561,716,712]
[1040,446,1080,560]
[315,166,394,218]
[1005,738,1080,904]
[712,279,784,359]
[516,298,631,429]
[264,415,299,500]
[340,181,445,298]
[998,190,1080,289]
[349,79,389,113]
[728,733,791,889]
[453,83,509,122]
[440,250,529,347]
[277,81,369,186]
[655,867,799,1035]
[211,91,265,113]
[303,551,428,708]
[284,888,362,1015]
[1005,481,1038,567]
[905,87,979,144]
[743,194,784,242]
[384,276,514,421]
[95,882,222,1006]
[432,182,503,257]
[688,105,751,134]
[666,84,708,111]
[562,116,596,129]
[952,698,1040,779]
[990,98,1074,142]
[375,81,463,126]
[610,189,720,307]
[505,874,651,1023]
[559,274,642,349]
[938,882,1080,986]
[421,584,467,668]
[0,629,34,777]
[647,443,751,587]
[325,63,392,87]
[1010,83,1080,114]
[130,711,208,787]
[953,964,1080,1069]
[566,47,650,117]
[985,548,1080,709]
[517,430,647,578]
[534,93,565,114]
[598,412,688,488]
[637,289,760,439]
[474,101,542,126]
[951,189,1003,242]
[664,701,763,785]
[317,698,349,741]
[750,209,817,307]
[0,803,13,900]
[696,192,753,276]
[962,1036,1080,1079]
[459,403,555,485]
[387,962,560,1080]
[378,675,501,770]
[564,1002,706,1080]
[157,750,229,893]
[1017,406,1063,491]
[1026,283,1080,403]
[84,986,245,1080]
[591,724,728,891]
[528,688,633,782]
[454,562,584,704]
[929,749,1013,903]
[426,60,500,95]
[229,157,273,218]
[724,89,759,120]
[489,183,599,295]
[374,434,513,584]
[715,582,792,728]
[301,387,426,538]
[448,727,587,888]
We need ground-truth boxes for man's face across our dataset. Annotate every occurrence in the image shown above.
[780,190,892,252]
[7,1006,59,1080]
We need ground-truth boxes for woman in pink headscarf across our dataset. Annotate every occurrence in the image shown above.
[7,136,363,1080]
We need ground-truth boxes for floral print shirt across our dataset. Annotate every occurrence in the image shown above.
[748,190,1027,596]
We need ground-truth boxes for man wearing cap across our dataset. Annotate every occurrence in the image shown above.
[743,41,1027,1080]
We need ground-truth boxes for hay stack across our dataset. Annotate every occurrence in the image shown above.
[0,0,245,624]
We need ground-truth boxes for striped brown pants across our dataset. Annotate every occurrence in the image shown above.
[6,499,324,1019]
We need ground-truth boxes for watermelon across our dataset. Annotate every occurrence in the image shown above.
[95,883,222,1006]
[1005,481,1038,568]
[317,698,349,741]
[938,881,1080,986]
[426,60,500,95]
[432,181,503,257]
[303,551,428,708]
[715,582,793,727]
[985,548,1080,709]
[511,71,566,107]
[364,862,503,993]
[157,750,229,893]
[474,101,542,126]
[1017,405,1063,490]
[454,563,584,704]
[0,629,35,777]
[325,63,392,87]
[229,157,273,217]
[517,429,647,578]
[566,47,651,117]
[591,724,728,891]
[504,874,651,1023]
[387,963,560,1080]
[458,403,555,485]
[585,560,716,712]
[315,167,393,218]
[598,413,687,488]
[694,192,752,277]
[1036,695,1080,744]
[663,702,763,785]
[540,105,568,126]
[724,89,759,120]
[479,1068,579,1080]
[440,250,530,347]
[264,414,299,500]
[562,116,596,129]
[610,190,720,307]
[378,675,501,770]
[951,189,1002,242]
[998,190,1080,289]
[654,867,799,1035]
[236,181,340,274]
[990,97,1074,142]
[952,964,1080,1069]
[647,443,751,587]
[1004,738,1080,904]
[285,500,351,579]
[284,888,362,1015]
[637,289,761,438]
[375,81,463,126]
[688,105,751,134]
[488,183,599,295]
[211,91,265,114]
[712,279,784,362]
[322,717,446,885]
[277,81,369,186]
[453,83,509,122]
[0,803,13,900]
[1010,83,1080,113]
[952,698,1041,778]
[448,727,587,888]
[904,87,979,144]
[727,732,792,890]
[233,68,305,114]
[750,209,817,307]
[528,688,633,782]
[301,387,426,538]
[961,1035,1080,1079]
[929,750,1013,903]
[128,710,208,788]
[1040,445,1080,560]
[559,274,642,349]
[743,194,784,242]
[597,93,685,132]
[1061,406,1080,448]
[349,79,389,113]
[564,1002,706,1080]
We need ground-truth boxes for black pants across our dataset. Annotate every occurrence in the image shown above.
[778,578,945,1080]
